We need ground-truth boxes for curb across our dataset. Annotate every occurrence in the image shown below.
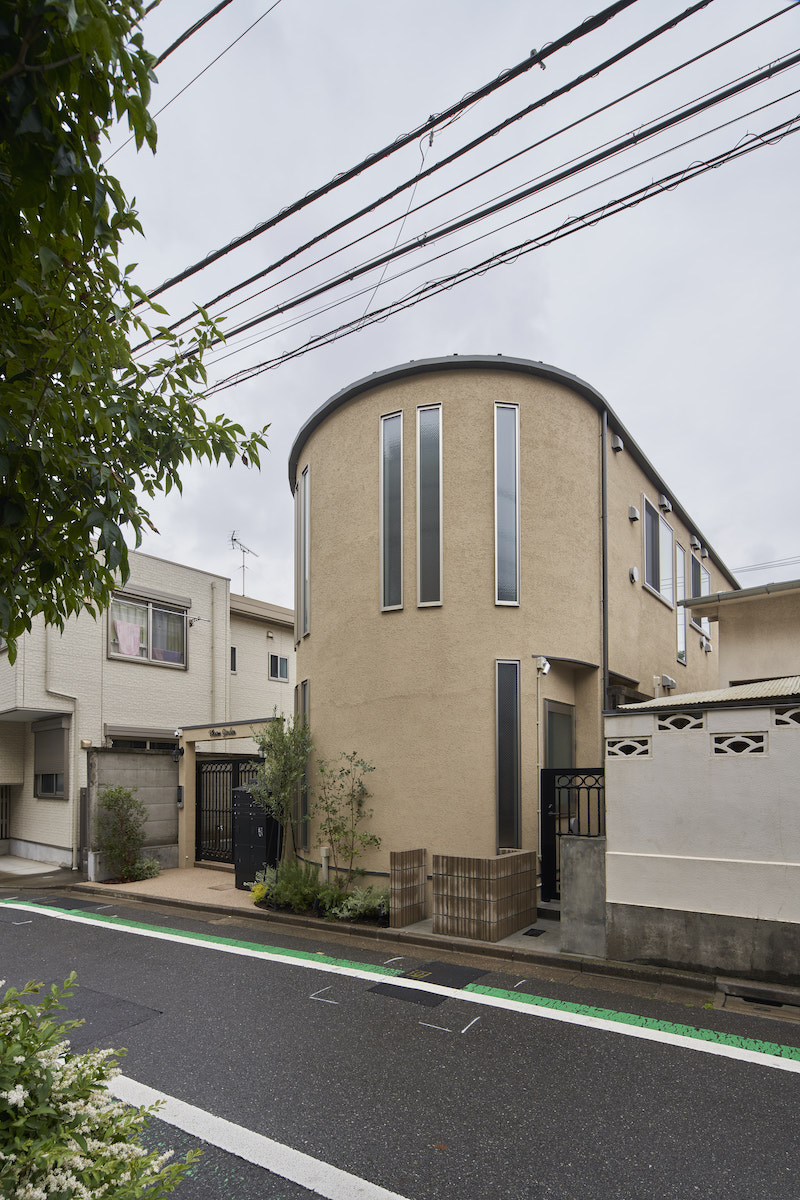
[64,881,716,997]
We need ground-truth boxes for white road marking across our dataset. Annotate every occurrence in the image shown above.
[310,986,339,1005]
[13,920,33,925]
[419,1022,452,1033]
[110,1075,411,1200]
[383,956,404,965]
[5,900,800,1074]
[461,1017,481,1035]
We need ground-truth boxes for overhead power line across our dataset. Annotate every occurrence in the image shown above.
[186,48,800,356]
[202,112,800,390]
[733,556,800,574]
[183,4,793,347]
[151,0,722,345]
[155,0,237,66]
[142,0,643,301]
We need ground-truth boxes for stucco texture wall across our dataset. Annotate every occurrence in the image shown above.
[294,367,606,870]
[716,590,800,685]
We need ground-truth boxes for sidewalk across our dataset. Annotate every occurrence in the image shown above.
[0,856,707,995]
[4,857,799,1008]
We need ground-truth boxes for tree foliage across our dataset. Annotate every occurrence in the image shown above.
[0,1,269,661]
[315,751,379,890]
[250,710,313,862]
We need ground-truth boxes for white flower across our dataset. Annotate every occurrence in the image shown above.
[1,1083,28,1107]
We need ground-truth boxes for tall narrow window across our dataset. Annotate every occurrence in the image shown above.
[690,555,711,634]
[295,466,310,638]
[417,405,442,605]
[676,544,686,664]
[496,660,520,848]
[296,679,310,849]
[495,404,520,604]
[643,498,674,605]
[381,412,403,609]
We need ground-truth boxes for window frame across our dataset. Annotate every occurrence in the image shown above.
[676,543,687,664]
[269,653,289,682]
[230,645,237,674]
[33,717,69,800]
[417,405,441,609]
[642,497,674,607]
[294,465,310,640]
[494,403,520,606]
[496,659,521,850]
[690,554,711,633]
[108,594,188,668]
[380,411,404,611]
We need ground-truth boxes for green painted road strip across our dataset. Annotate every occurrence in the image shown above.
[4,899,800,1073]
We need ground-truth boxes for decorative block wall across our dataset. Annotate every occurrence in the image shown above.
[390,848,427,928]
[432,849,538,942]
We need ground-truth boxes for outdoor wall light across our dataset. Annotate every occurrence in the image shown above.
[171,745,184,763]
[533,655,551,675]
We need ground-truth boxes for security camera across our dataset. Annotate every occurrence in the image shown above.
[174,730,181,738]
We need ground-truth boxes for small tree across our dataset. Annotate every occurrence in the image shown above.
[250,710,313,861]
[314,751,380,891]
[95,784,158,881]
[0,973,198,1197]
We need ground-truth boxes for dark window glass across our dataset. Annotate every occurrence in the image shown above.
[418,406,441,604]
[495,406,519,603]
[497,661,520,848]
[382,413,403,608]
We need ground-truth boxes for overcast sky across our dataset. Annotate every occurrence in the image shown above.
[112,0,800,607]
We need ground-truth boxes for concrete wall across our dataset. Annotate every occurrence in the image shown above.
[87,747,179,881]
[604,703,800,981]
[560,836,606,958]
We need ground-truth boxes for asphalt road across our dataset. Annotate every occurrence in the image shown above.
[1,891,798,1200]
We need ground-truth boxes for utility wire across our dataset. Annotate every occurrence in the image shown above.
[107,0,285,162]
[145,0,715,340]
[189,49,800,355]
[203,113,800,389]
[155,0,237,65]
[200,84,800,369]
[141,0,644,301]
[733,556,800,573]
[195,8,793,341]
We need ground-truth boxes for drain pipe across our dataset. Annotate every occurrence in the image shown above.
[320,845,330,884]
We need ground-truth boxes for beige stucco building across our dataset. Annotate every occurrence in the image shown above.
[0,550,293,868]
[684,578,800,687]
[288,355,737,887]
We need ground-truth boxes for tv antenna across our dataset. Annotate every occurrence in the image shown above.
[230,531,259,594]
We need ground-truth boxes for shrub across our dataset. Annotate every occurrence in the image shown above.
[314,752,380,890]
[249,859,319,912]
[95,785,160,882]
[0,974,198,1198]
[327,885,390,923]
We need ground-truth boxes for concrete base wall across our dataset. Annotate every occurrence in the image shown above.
[88,843,179,883]
[561,836,606,958]
[9,837,72,867]
[607,902,800,985]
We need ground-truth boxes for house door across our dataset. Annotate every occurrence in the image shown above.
[540,702,574,902]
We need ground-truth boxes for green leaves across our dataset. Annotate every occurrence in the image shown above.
[0,1,269,661]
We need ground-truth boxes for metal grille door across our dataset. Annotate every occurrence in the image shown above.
[196,759,261,863]
[540,768,604,902]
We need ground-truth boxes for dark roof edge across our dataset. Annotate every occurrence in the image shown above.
[287,354,739,590]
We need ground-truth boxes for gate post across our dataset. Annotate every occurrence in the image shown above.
[177,738,196,868]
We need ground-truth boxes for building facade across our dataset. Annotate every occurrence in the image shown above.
[288,355,737,881]
[0,550,294,867]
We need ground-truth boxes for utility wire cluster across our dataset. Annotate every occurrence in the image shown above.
[129,0,800,390]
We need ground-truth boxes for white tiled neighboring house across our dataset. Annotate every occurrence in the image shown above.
[0,550,294,868]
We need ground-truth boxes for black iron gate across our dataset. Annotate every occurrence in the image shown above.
[196,758,261,863]
[540,768,604,902]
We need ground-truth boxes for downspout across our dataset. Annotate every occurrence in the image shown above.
[600,410,610,712]
[44,624,79,869]
[210,580,217,721]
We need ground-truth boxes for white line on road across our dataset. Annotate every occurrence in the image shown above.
[111,1075,411,1200]
[310,986,339,1005]
[6,900,800,1074]
[461,1017,481,1035]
